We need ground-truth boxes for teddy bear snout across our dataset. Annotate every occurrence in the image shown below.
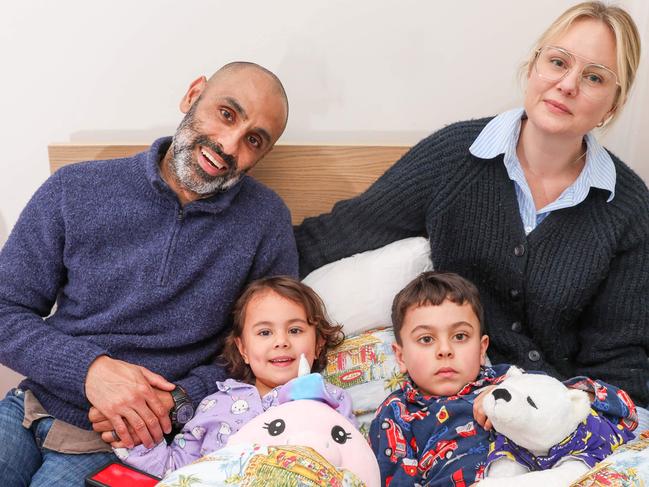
[492,388,512,402]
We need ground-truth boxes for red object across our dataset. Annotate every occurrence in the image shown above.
[451,468,466,487]
[86,462,160,487]
[381,418,407,462]
[418,439,458,474]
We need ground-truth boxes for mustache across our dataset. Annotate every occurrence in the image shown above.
[193,135,237,170]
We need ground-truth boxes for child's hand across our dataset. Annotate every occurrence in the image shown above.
[473,385,496,431]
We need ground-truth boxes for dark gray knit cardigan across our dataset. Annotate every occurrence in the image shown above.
[295,117,649,406]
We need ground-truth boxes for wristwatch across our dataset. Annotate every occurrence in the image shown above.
[170,385,194,428]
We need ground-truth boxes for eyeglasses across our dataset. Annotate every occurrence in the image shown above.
[534,46,620,100]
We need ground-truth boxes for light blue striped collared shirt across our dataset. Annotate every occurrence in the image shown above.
[469,108,616,235]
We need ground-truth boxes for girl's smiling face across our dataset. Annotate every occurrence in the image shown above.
[235,290,321,396]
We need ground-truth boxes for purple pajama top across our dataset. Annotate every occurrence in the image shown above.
[487,409,634,471]
[116,379,355,478]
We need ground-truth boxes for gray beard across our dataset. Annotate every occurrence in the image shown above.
[169,104,241,195]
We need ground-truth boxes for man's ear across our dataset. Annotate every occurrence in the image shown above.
[180,76,207,113]
[234,337,249,364]
[392,342,408,374]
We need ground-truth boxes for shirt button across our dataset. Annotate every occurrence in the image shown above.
[511,321,522,333]
[514,244,525,257]
[509,289,521,300]
[528,350,541,362]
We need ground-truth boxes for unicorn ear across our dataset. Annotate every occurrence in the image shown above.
[298,353,311,377]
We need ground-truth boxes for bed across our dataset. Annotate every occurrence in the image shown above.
[48,141,648,485]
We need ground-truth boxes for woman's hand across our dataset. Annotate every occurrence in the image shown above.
[473,385,496,431]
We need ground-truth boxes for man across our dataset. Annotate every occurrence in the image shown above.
[0,62,297,484]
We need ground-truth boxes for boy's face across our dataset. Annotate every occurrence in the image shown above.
[393,300,488,396]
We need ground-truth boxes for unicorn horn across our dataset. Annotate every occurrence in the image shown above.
[298,353,310,377]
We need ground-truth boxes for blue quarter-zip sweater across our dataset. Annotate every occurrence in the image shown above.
[0,137,298,429]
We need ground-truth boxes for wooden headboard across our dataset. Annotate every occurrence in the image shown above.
[48,144,409,224]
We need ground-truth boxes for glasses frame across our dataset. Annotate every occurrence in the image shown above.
[533,45,620,91]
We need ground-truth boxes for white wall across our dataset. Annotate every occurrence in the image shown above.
[0,0,647,393]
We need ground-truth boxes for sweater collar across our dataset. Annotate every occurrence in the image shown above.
[144,136,245,214]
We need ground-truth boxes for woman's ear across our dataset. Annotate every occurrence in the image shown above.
[234,337,249,364]
[600,104,617,127]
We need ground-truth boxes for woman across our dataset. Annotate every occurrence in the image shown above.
[295,2,649,429]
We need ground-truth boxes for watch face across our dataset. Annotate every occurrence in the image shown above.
[176,403,194,424]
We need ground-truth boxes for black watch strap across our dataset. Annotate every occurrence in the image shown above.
[170,385,194,427]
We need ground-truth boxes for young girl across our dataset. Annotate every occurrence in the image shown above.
[114,276,352,478]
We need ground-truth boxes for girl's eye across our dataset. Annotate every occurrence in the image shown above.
[258,330,271,337]
[417,336,433,344]
[288,327,303,335]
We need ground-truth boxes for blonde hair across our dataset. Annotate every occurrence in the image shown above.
[524,1,641,124]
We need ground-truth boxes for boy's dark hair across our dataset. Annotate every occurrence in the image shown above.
[391,271,485,344]
[221,275,344,384]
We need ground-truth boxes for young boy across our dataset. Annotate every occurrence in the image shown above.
[369,272,636,487]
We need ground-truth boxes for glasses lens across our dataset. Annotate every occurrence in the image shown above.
[536,47,571,81]
[535,47,617,99]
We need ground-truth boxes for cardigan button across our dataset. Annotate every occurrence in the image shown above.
[509,288,521,300]
[528,350,541,362]
[511,321,522,333]
[514,244,525,257]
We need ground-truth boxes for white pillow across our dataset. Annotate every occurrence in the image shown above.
[303,237,433,335]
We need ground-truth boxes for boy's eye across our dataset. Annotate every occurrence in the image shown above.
[417,336,434,344]
[454,333,468,341]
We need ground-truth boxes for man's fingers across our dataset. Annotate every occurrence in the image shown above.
[109,415,135,449]
[143,389,174,435]
[122,408,156,449]
[88,406,107,423]
[140,367,176,392]
[92,419,114,433]
[148,397,172,435]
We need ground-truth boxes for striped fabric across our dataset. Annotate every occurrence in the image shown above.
[469,108,616,234]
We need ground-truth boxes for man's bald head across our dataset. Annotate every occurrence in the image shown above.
[207,62,289,127]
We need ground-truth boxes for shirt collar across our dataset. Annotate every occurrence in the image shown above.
[469,108,616,202]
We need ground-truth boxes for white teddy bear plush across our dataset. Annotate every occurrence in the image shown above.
[478,368,596,487]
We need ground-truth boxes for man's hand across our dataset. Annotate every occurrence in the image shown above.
[89,388,175,448]
[85,356,176,448]
[473,385,496,431]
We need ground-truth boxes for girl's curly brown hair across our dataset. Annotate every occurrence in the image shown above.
[221,275,344,384]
